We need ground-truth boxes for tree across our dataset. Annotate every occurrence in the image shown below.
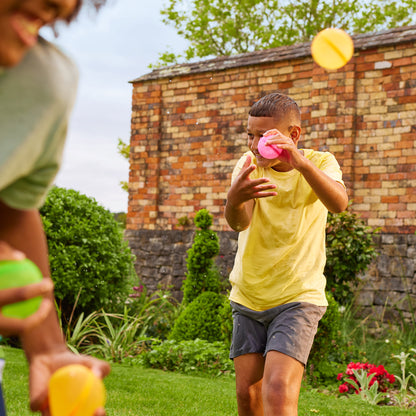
[155,0,416,66]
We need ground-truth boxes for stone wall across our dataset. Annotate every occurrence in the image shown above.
[126,26,416,315]
[125,229,238,301]
[356,233,416,321]
[126,228,416,322]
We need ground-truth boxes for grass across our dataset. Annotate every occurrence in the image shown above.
[2,346,416,416]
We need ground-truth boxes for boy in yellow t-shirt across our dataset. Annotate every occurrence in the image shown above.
[225,92,348,416]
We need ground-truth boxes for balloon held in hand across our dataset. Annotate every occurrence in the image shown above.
[311,28,354,70]
[0,259,43,318]
[258,130,284,159]
[48,364,106,416]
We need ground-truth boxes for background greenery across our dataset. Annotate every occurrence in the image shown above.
[40,187,136,324]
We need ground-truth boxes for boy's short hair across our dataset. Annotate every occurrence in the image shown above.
[249,92,301,125]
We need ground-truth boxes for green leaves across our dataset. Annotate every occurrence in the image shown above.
[350,369,387,405]
[169,292,229,343]
[182,209,221,304]
[40,187,135,323]
[139,338,234,376]
[325,207,379,304]
[156,0,416,66]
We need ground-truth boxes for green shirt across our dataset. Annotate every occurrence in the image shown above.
[0,37,78,210]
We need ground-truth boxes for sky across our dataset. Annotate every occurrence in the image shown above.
[40,0,188,213]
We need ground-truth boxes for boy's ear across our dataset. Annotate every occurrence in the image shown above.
[290,126,301,141]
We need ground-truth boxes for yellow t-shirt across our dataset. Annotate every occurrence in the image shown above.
[229,149,345,311]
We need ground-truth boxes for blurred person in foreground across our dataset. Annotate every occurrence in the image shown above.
[0,1,110,414]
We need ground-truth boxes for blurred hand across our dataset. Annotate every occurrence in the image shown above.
[0,241,54,336]
[227,155,277,207]
[28,349,111,415]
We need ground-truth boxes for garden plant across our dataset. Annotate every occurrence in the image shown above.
[40,187,135,323]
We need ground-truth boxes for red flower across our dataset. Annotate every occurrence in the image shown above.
[337,361,395,395]
[339,383,349,393]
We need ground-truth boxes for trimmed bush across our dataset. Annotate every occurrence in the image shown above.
[40,187,135,322]
[182,209,221,304]
[169,292,226,343]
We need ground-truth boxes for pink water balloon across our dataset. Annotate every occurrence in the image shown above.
[258,130,284,159]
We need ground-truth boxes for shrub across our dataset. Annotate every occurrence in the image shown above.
[139,338,234,376]
[182,209,221,304]
[40,187,135,322]
[218,295,233,347]
[169,292,226,343]
[325,208,378,304]
[308,292,342,384]
[127,285,181,340]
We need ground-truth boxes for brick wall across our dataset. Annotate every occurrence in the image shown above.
[128,25,416,234]
[127,26,416,313]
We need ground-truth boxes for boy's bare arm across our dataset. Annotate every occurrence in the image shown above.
[296,158,348,213]
[265,132,348,213]
[225,155,277,231]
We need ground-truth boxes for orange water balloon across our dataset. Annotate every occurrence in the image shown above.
[311,28,354,70]
[49,365,106,416]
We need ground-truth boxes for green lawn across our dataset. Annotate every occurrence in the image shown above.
[2,347,415,415]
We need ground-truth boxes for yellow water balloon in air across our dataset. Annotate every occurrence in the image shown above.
[49,365,106,416]
[311,28,354,70]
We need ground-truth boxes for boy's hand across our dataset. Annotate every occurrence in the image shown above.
[225,155,277,231]
[28,349,111,416]
[227,155,277,207]
[263,130,348,213]
[262,129,305,169]
[0,242,54,336]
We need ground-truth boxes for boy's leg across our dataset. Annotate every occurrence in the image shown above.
[234,353,265,416]
[262,351,303,416]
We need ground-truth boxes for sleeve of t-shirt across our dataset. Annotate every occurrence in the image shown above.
[320,152,345,188]
[0,120,68,210]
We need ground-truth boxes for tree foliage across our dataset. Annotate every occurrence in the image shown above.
[155,0,416,66]
[117,138,130,192]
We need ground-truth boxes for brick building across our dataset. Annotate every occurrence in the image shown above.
[126,26,416,317]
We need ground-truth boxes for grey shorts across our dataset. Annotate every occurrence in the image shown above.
[229,301,326,365]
